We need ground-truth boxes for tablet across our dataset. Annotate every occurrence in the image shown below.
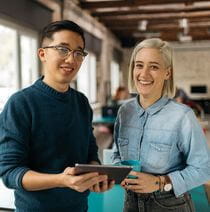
[74,164,132,184]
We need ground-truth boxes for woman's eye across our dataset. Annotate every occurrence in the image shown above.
[150,65,159,70]
[135,64,143,68]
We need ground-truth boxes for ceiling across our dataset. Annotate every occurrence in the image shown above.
[78,0,210,47]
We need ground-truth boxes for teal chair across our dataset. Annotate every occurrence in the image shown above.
[190,185,210,212]
[89,185,210,212]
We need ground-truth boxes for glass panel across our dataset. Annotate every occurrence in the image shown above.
[111,60,120,96]
[77,55,89,97]
[89,54,96,103]
[77,52,97,103]
[0,25,17,111]
[20,35,38,88]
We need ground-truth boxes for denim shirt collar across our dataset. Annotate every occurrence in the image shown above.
[134,95,170,116]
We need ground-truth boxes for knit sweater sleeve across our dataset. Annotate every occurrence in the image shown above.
[0,92,31,190]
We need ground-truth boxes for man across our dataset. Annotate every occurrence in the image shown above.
[0,20,114,211]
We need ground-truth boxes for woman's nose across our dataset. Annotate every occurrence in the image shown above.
[139,66,149,76]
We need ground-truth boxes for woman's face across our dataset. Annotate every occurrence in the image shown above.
[133,48,171,101]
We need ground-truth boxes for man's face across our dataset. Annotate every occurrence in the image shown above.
[38,30,85,91]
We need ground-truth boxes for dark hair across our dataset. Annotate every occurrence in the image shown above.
[40,20,85,48]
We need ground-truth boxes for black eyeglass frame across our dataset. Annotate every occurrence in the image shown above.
[42,45,88,59]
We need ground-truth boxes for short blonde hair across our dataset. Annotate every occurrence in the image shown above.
[128,38,175,98]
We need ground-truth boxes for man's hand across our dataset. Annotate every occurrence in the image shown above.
[60,167,108,192]
[89,179,115,192]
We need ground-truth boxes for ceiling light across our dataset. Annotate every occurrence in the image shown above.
[138,20,148,31]
[179,18,190,35]
[179,18,188,28]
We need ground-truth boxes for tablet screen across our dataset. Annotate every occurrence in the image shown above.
[74,164,132,184]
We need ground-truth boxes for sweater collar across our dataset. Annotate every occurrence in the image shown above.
[34,76,72,101]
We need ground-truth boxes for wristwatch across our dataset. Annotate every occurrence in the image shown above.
[163,175,173,192]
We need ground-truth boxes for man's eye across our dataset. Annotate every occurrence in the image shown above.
[74,51,84,56]
[57,47,69,54]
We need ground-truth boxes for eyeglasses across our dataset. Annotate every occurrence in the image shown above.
[42,45,88,62]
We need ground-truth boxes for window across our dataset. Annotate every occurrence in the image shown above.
[77,52,97,103]
[0,19,38,111]
[0,24,17,111]
[20,35,38,88]
[110,60,120,96]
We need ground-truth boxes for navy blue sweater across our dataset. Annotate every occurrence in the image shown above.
[0,78,99,211]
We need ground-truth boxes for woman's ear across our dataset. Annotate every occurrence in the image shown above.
[38,48,46,62]
[165,67,171,80]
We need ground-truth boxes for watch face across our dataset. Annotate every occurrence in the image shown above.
[164,183,172,191]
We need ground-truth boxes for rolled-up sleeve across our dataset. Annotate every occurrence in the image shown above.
[169,110,210,197]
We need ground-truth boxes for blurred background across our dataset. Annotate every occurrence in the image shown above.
[1,0,210,211]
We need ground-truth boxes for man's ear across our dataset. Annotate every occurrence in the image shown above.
[38,48,46,62]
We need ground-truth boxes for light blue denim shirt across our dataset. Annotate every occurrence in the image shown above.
[112,96,210,197]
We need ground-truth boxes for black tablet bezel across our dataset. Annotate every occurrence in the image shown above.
[74,164,132,184]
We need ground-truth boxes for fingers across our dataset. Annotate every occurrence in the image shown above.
[62,167,116,193]
[79,174,107,189]
[124,178,139,185]
[90,180,115,193]
[64,167,78,175]
[91,182,101,192]
[108,180,115,190]
[100,179,115,192]
[121,173,160,193]
[124,183,144,190]
[129,171,139,177]
[71,174,108,193]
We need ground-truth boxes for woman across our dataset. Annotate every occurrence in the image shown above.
[112,38,210,212]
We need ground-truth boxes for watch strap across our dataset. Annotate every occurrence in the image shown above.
[164,175,172,184]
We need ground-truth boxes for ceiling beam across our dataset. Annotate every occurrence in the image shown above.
[99,11,210,22]
[121,30,210,42]
[114,26,210,35]
[108,21,210,31]
[80,0,210,10]
[92,5,210,17]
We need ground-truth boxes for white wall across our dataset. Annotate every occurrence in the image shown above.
[172,41,210,99]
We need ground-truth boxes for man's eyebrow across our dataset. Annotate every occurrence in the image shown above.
[58,43,84,50]
[58,42,69,46]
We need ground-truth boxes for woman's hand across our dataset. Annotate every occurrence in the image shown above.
[121,171,159,193]
[59,167,108,192]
